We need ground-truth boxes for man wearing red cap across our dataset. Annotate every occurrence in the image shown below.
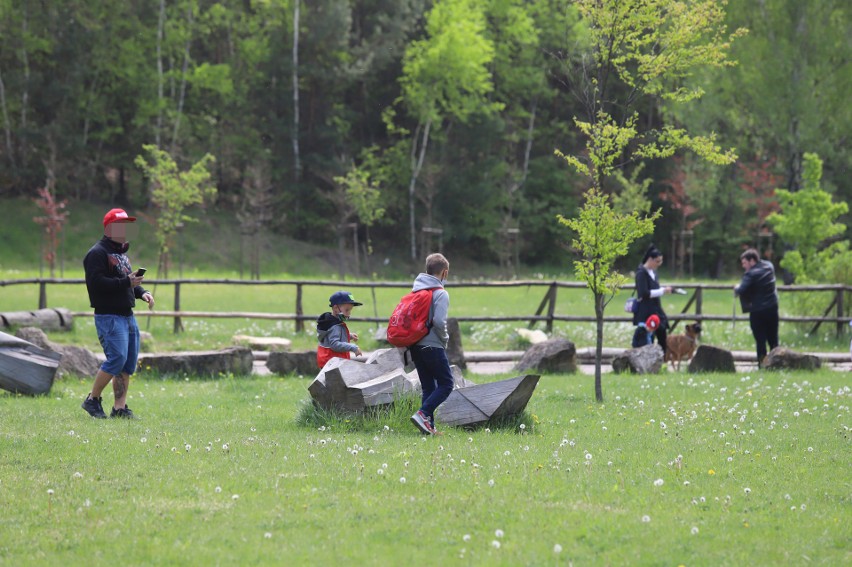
[81,208,154,418]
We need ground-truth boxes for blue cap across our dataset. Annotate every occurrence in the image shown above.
[329,291,362,307]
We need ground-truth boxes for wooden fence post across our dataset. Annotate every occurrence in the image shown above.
[837,287,844,338]
[295,283,304,333]
[173,282,183,334]
[39,281,47,309]
[546,284,557,334]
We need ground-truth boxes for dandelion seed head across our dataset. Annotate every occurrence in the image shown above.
[641,515,651,523]
[553,544,563,553]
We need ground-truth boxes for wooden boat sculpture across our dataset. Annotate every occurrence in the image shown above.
[0,331,62,395]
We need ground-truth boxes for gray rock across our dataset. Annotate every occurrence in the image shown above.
[446,317,466,370]
[688,345,736,373]
[15,326,100,378]
[612,344,664,374]
[764,347,821,371]
[515,338,577,374]
[266,350,318,376]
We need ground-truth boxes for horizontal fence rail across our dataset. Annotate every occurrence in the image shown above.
[1,278,850,337]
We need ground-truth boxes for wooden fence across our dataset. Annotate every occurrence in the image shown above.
[1,278,850,337]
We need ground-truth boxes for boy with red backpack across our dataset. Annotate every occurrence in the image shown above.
[405,253,452,436]
[316,291,363,369]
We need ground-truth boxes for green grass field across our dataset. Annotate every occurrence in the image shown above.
[1,369,849,565]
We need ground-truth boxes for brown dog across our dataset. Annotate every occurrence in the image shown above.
[666,323,701,370]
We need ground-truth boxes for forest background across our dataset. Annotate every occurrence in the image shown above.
[0,0,849,280]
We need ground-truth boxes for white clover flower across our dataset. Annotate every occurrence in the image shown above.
[399,477,406,484]
[215,486,222,493]
[519,423,526,430]
[463,534,471,542]
[503,451,511,456]
[807,447,813,452]
[553,544,563,553]
[691,526,699,535]
[73,472,83,479]
[232,494,239,500]
[744,487,751,494]
[222,443,230,451]
[495,529,504,538]
[488,479,495,487]
[641,515,651,523]
[377,469,384,475]
[491,540,501,549]
[585,453,592,460]
[140,437,147,443]
[47,489,54,496]
[800,504,806,510]
[264,532,272,539]
[654,479,664,487]
[683,481,690,486]
[185,444,191,451]
[660,422,667,430]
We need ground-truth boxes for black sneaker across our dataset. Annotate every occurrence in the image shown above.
[110,405,134,419]
[82,395,107,419]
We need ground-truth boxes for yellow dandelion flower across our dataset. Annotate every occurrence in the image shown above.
[708,469,716,475]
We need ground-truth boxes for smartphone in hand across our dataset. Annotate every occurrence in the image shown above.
[135,268,147,277]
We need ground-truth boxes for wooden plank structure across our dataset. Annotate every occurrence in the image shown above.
[437,374,540,428]
[0,331,62,395]
[307,348,539,427]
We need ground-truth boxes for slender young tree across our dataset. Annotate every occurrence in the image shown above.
[558,189,658,402]
[558,0,746,400]
[134,145,216,278]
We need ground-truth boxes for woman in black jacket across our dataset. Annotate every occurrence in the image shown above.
[632,245,674,352]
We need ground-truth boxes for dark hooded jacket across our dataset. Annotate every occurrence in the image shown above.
[736,260,778,313]
[83,236,148,315]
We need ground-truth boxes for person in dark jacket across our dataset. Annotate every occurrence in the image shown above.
[316,291,363,369]
[81,208,154,419]
[735,248,779,367]
[632,245,674,352]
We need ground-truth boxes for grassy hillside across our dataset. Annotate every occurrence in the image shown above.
[0,197,425,279]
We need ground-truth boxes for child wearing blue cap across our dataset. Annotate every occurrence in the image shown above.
[316,291,363,369]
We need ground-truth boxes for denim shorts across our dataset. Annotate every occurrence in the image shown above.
[95,314,140,376]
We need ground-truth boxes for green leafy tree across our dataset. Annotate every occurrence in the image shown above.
[399,0,500,260]
[558,188,659,402]
[134,145,216,277]
[559,0,747,194]
[767,153,849,283]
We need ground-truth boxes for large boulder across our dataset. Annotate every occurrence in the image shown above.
[612,344,664,374]
[267,350,319,376]
[514,338,577,374]
[15,327,100,378]
[139,346,253,377]
[764,347,821,371]
[446,318,466,370]
[688,345,736,373]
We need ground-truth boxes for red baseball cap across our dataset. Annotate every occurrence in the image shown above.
[103,208,137,227]
[645,314,661,330]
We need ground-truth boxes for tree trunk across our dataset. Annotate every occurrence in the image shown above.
[19,4,30,169]
[594,291,604,402]
[155,0,166,148]
[170,5,193,154]
[0,68,15,171]
[408,118,431,261]
[292,1,301,181]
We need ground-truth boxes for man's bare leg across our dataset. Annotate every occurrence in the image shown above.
[112,372,130,409]
[89,369,114,399]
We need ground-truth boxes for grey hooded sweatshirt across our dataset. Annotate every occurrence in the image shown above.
[412,273,450,349]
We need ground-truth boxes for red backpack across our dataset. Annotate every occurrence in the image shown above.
[387,288,437,347]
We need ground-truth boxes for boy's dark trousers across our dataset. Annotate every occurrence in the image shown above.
[409,345,454,420]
